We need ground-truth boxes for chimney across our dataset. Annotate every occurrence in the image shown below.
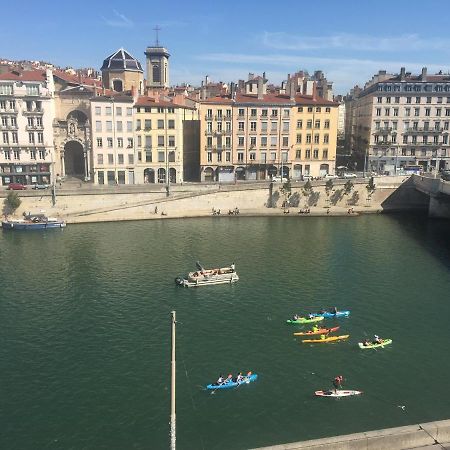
[289,79,295,101]
[400,67,406,80]
[263,71,266,81]
[421,67,427,81]
[205,75,209,85]
[131,85,137,101]
[312,81,317,101]
[257,78,264,99]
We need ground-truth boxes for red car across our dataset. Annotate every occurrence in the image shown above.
[7,183,27,190]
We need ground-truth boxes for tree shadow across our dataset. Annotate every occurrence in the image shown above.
[330,189,344,206]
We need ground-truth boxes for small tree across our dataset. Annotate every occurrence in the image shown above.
[301,180,313,207]
[325,179,334,208]
[365,177,376,206]
[3,191,21,217]
[280,180,292,209]
[344,180,354,196]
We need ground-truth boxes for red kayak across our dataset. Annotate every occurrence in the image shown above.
[293,326,340,336]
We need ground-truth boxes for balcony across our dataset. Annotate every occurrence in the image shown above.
[204,115,213,121]
[23,109,43,115]
[214,115,224,121]
[269,129,278,134]
[205,145,217,151]
[373,127,393,134]
[0,107,18,113]
[204,130,213,136]
[0,124,18,131]
[26,125,43,131]
[404,127,443,135]
[260,114,269,119]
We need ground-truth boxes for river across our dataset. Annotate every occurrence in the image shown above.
[1,214,449,450]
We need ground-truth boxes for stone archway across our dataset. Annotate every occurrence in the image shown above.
[64,141,85,177]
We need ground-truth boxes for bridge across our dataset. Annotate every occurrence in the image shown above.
[411,174,450,218]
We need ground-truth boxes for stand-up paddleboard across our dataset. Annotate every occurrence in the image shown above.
[315,389,362,397]
[358,339,392,349]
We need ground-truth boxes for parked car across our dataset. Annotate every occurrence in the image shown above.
[32,183,50,190]
[324,174,338,179]
[7,183,27,190]
[302,175,313,181]
[343,172,357,178]
[271,176,288,183]
[441,171,450,181]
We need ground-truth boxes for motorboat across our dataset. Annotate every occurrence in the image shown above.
[175,261,239,287]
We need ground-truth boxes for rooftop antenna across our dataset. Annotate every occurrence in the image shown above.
[153,25,161,46]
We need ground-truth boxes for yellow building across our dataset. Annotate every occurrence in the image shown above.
[134,96,198,184]
[199,79,338,182]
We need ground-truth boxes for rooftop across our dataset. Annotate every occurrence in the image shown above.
[100,48,143,73]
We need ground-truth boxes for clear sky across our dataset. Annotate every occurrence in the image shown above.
[1,0,450,94]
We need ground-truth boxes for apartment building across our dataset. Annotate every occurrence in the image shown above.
[199,77,338,182]
[90,95,136,185]
[134,96,198,184]
[347,67,450,174]
[0,69,55,186]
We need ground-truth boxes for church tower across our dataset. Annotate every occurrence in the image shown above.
[145,26,170,89]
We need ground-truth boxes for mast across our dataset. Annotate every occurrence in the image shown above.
[170,310,176,450]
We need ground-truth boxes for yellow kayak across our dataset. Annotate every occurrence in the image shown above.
[302,334,349,344]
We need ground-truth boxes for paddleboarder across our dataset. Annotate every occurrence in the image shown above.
[333,375,344,392]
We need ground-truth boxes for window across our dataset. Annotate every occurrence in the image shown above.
[28,132,34,144]
[282,136,289,147]
[436,108,442,116]
[306,134,311,144]
[251,109,257,117]
[39,150,45,160]
[226,109,231,118]
[118,154,124,164]
[105,107,112,116]
[249,152,256,160]
[250,122,257,131]
[416,97,420,103]
[270,136,277,146]
[438,97,443,104]
[414,108,420,116]
[376,108,381,116]
[425,108,430,116]
[270,152,276,161]
[296,134,302,144]
[144,119,152,130]
[128,154,134,164]
[386,97,391,104]
[106,154,113,164]
[225,137,231,148]
[116,121,123,132]
[406,97,412,103]
[324,134,329,144]
[270,122,277,132]
[158,151,165,163]
[314,120,320,128]
[4,150,10,160]
[305,149,311,158]
[226,152,231,162]
[283,122,289,132]
[13,149,20,160]
[238,121,244,131]
[405,108,411,116]
[238,137,244,146]
[37,132,43,143]
[97,138,103,148]
[145,150,152,162]
[271,109,278,117]
[261,122,267,132]
[297,107,303,112]
[325,107,331,113]
[0,84,13,95]
[250,136,257,146]
[297,120,303,129]
[283,109,290,117]
[127,138,133,148]
[261,152,266,162]
[12,132,17,143]
[168,119,175,129]
[314,134,320,144]
[307,107,313,112]
[395,97,400,103]
[385,108,390,116]
[261,136,267,147]
[158,136,164,147]
[295,149,301,159]
[26,84,39,96]
[107,137,113,147]
[393,108,399,116]
[96,121,102,132]
[324,120,330,129]
[127,121,132,132]
[117,138,123,148]
[307,120,312,129]
[95,106,101,115]
[238,109,244,117]
[323,149,328,159]
[427,97,432,104]
[377,97,382,103]
[237,152,244,162]
[126,108,132,116]
[106,121,112,131]
[97,154,104,165]
[158,120,164,129]
[168,136,175,147]
[36,117,42,127]
[30,149,36,160]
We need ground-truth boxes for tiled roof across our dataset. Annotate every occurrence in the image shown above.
[100,48,143,72]
[53,70,102,87]
[0,69,46,82]
[135,96,194,109]
[384,74,450,83]
[201,93,337,106]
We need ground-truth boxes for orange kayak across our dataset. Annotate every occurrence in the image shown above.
[294,326,340,336]
[302,334,349,344]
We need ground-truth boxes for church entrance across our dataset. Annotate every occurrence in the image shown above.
[64,141,85,177]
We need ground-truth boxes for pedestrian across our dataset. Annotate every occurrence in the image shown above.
[154,206,158,214]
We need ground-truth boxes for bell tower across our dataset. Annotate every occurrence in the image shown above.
[145,26,170,89]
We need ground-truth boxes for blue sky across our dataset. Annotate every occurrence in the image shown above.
[2,0,450,94]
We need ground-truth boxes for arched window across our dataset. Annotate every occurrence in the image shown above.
[112,79,123,92]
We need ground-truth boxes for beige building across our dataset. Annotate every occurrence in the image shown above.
[0,69,55,186]
[347,67,450,174]
[199,76,338,182]
[134,96,198,184]
[90,95,136,185]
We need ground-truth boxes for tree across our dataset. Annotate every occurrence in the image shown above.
[344,180,354,196]
[280,180,292,210]
[325,179,334,208]
[3,191,21,216]
[365,177,376,206]
[301,180,313,207]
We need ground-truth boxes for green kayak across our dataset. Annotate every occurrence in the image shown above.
[358,339,392,349]
[287,317,324,325]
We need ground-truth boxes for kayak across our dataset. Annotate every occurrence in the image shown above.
[206,373,258,390]
[286,317,324,324]
[358,339,392,349]
[293,326,340,336]
[315,389,363,397]
[311,310,350,318]
[302,334,349,343]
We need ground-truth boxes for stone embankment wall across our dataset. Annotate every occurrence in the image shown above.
[251,418,450,450]
[0,177,427,224]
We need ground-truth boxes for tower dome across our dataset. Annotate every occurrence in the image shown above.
[100,48,143,73]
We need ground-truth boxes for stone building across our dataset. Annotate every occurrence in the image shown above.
[346,67,450,174]
[0,69,55,186]
[145,46,170,89]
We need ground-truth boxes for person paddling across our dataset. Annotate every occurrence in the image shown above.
[333,375,344,393]
[312,324,319,332]
[216,374,225,385]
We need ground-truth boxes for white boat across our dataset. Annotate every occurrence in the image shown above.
[175,262,239,287]
[315,390,363,397]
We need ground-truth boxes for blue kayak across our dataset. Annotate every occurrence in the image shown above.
[311,310,350,318]
[206,374,258,390]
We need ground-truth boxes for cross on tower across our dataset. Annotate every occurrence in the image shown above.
[153,25,161,46]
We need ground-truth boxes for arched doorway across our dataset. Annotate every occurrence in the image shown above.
[267,165,277,178]
[169,168,177,183]
[144,168,155,183]
[235,166,246,180]
[64,141,85,177]
[281,166,289,178]
[204,167,215,182]
[157,168,166,183]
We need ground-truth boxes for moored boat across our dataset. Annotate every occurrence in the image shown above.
[206,373,258,390]
[302,334,349,343]
[2,213,66,230]
[175,261,239,287]
[311,310,350,318]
